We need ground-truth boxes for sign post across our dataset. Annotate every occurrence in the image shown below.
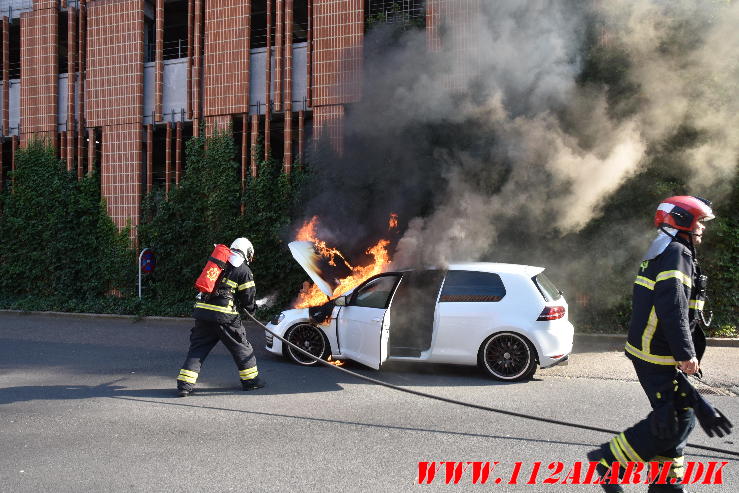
[138,248,156,298]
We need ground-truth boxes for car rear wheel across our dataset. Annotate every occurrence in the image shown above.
[284,323,329,366]
[478,332,537,381]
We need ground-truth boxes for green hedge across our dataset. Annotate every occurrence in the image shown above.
[0,134,308,320]
[0,140,134,308]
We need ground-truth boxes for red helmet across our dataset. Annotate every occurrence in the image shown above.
[654,196,715,232]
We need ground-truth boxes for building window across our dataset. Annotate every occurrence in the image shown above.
[144,16,155,63]
[365,0,426,31]
[163,0,188,60]
[293,1,308,43]
[8,20,20,79]
[58,11,68,74]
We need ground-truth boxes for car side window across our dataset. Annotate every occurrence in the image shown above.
[439,271,506,302]
[350,275,399,309]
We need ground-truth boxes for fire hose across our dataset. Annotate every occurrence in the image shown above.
[244,311,738,458]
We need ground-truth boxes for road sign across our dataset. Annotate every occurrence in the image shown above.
[141,249,156,273]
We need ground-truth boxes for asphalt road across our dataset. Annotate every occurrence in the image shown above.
[1,312,737,492]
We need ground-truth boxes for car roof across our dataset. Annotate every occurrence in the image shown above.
[384,262,544,277]
[447,262,544,277]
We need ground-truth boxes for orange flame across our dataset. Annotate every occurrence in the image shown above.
[388,213,398,230]
[295,216,348,267]
[295,216,319,242]
[293,215,396,308]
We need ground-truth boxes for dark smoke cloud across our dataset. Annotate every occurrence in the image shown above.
[299,0,738,301]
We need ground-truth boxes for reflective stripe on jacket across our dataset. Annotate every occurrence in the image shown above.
[625,238,697,367]
[192,262,257,323]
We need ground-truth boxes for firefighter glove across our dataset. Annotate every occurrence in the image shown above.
[694,394,733,438]
[675,371,733,438]
[650,381,678,440]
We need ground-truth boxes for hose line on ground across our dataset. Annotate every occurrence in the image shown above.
[245,312,738,458]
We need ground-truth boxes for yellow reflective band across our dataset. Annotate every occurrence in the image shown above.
[239,368,258,377]
[240,372,259,380]
[625,342,677,366]
[634,275,655,290]
[609,439,629,468]
[238,281,255,290]
[689,299,704,310]
[671,459,685,478]
[224,279,238,288]
[655,270,692,288]
[617,433,644,462]
[652,456,684,478]
[641,307,659,354]
[194,302,238,314]
[177,370,198,384]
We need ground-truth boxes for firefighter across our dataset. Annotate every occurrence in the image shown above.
[176,237,265,396]
[588,196,731,492]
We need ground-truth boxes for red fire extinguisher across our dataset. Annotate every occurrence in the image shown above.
[194,244,232,293]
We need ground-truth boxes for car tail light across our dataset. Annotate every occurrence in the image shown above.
[537,306,565,321]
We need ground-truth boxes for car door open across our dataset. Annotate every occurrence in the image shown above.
[336,274,401,369]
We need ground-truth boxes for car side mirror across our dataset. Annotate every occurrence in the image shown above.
[334,296,347,307]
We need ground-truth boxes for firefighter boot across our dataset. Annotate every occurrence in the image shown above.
[587,448,625,493]
[176,383,195,397]
[242,377,265,391]
[177,369,199,397]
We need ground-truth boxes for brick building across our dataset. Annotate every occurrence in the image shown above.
[0,0,472,236]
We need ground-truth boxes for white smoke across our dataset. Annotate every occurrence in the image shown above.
[597,0,739,191]
[388,0,738,268]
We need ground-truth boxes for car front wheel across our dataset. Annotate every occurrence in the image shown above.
[478,332,537,381]
[284,323,329,366]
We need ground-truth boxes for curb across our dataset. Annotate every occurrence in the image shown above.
[573,332,739,348]
[1,309,737,347]
[0,309,189,323]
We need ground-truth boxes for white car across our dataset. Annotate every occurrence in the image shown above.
[265,263,574,381]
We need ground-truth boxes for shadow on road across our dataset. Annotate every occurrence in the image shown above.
[0,380,172,404]
[110,394,598,450]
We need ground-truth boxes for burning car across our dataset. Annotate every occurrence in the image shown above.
[266,244,573,381]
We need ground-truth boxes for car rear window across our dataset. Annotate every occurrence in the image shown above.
[439,271,506,302]
[533,272,562,302]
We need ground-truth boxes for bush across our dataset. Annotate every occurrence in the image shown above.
[0,140,134,305]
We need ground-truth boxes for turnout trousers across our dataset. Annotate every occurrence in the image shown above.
[176,318,259,391]
[599,361,696,492]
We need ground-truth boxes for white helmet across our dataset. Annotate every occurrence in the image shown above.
[230,237,254,264]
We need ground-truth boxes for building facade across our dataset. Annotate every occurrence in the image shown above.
[0,0,471,236]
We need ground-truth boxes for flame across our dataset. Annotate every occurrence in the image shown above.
[293,215,396,308]
[327,356,345,366]
[388,213,398,230]
[295,216,319,241]
[295,216,348,267]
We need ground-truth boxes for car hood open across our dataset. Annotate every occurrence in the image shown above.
[288,241,352,298]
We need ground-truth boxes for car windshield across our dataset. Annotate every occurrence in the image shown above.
[533,272,562,302]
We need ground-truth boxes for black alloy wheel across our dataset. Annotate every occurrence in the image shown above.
[284,323,329,366]
[479,332,537,381]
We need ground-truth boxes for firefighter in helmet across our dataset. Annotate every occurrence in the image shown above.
[588,196,731,492]
[176,237,265,396]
